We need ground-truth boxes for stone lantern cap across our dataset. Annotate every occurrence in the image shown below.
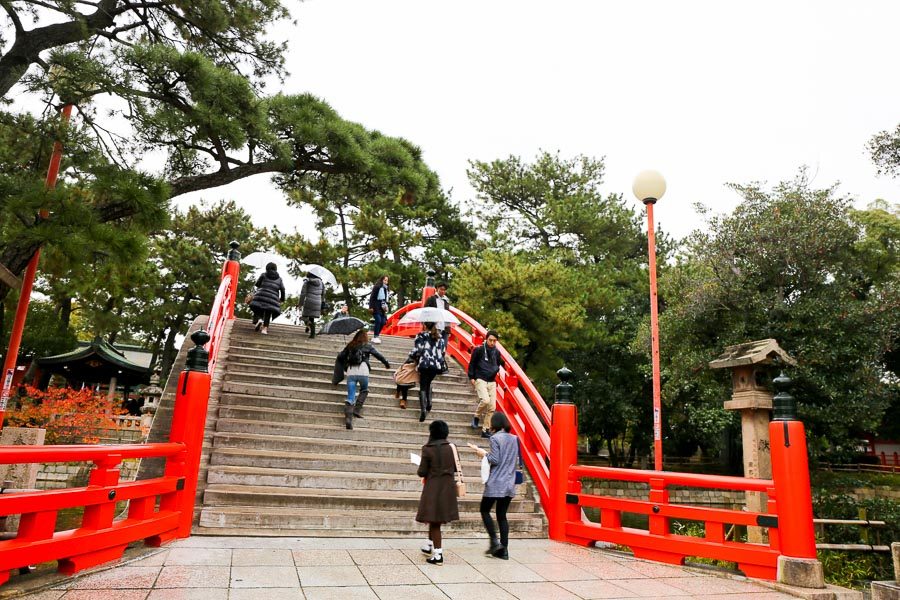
[710,339,797,411]
[708,338,797,370]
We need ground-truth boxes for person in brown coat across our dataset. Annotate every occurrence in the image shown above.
[416,420,460,565]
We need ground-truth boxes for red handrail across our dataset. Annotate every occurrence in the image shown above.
[569,465,775,493]
[206,273,234,376]
[382,301,554,511]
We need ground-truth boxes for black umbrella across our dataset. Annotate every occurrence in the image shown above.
[321,317,367,335]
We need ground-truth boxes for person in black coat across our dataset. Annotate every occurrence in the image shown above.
[299,273,325,338]
[368,275,390,344]
[249,262,286,335]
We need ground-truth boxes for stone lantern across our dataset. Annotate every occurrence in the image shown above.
[139,372,163,439]
[709,338,796,542]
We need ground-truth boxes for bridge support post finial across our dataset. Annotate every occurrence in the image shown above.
[165,329,213,538]
[421,269,436,303]
[768,371,823,588]
[548,366,582,542]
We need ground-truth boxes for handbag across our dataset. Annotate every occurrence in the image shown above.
[480,456,490,483]
[393,362,420,386]
[515,470,524,485]
[450,443,466,497]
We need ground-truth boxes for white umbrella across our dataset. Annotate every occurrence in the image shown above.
[399,307,460,326]
[298,264,338,288]
[243,252,305,296]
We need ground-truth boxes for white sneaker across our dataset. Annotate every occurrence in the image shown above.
[420,541,433,555]
[261,327,268,335]
[372,337,381,344]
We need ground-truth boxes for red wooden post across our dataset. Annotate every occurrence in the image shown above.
[421,269,436,303]
[549,368,579,540]
[222,242,241,320]
[769,373,817,561]
[160,331,211,539]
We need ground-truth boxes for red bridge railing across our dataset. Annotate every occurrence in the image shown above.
[0,244,240,586]
[383,291,552,510]
[385,272,819,585]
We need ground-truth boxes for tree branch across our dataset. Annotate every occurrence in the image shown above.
[0,0,122,97]
[168,159,351,198]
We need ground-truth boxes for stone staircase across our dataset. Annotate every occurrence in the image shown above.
[195,318,547,537]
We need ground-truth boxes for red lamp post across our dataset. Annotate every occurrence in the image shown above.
[633,169,667,471]
[0,104,74,427]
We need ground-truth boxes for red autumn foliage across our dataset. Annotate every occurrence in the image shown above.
[5,385,127,444]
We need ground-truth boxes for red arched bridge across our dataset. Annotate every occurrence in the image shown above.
[0,252,819,588]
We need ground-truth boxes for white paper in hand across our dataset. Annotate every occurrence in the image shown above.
[410,452,421,466]
[480,456,491,483]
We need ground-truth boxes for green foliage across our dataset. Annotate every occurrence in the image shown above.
[4,300,78,359]
[869,124,900,178]
[276,151,474,310]
[659,171,900,457]
[812,490,899,588]
[455,151,655,461]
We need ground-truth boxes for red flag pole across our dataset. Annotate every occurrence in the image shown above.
[0,104,74,427]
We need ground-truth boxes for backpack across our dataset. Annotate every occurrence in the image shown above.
[347,347,365,367]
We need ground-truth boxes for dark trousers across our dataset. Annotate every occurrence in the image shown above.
[252,308,275,327]
[419,368,439,408]
[480,496,513,547]
[373,310,387,336]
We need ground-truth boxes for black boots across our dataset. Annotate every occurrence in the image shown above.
[309,319,316,338]
[418,391,427,422]
[353,391,368,418]
[343,404,353,430]
[486,538,503,556]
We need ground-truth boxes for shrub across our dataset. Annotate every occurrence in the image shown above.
[4,385,127,444]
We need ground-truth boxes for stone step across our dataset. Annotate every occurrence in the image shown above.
[219,394,478,420]
[217,405,483,435]
[223,370,473,397]
[221,383,478,414]
[219,381,478,410]
[225,358,472,388]
[198,506,545,536]
[199,319,547,538]
[210,448,487,475]
[212,432,475,460]
[215,417,490,444]
[206,465,516,496]
[231,333,413,355]
[202,484,537,513]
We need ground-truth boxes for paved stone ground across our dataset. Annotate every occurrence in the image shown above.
[25,536,794,600]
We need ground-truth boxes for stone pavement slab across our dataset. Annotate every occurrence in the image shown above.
[20,536,799,599]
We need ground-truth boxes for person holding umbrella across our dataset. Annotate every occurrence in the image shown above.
[406,322,446,422]
[249,262,286,335]
[298,272,325,338]
[336,329,391,429]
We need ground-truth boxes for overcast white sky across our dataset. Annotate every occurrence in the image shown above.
[174,0,900,241]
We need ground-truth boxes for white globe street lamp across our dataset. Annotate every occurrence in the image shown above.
[633,169,666,471]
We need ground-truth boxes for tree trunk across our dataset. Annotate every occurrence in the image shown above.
[158,293,192,381]
[58,297,72,331]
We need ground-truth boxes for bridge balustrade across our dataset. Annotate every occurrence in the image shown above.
[0,246,241,586]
